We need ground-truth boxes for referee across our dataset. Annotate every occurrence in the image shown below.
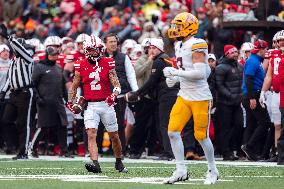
[0,24,35,160]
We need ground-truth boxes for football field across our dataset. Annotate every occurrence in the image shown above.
[0,155,283,189]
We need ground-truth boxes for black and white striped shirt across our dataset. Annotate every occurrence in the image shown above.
[2,38,34,92]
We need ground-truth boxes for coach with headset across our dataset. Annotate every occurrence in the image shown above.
[104,33,138,155]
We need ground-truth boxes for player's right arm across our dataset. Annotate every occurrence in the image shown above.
[68,70,81,103]
[164,39,210,80]
[261,61,272,92]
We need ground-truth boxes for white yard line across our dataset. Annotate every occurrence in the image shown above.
[0,155,281,167]
[0,175,234,184]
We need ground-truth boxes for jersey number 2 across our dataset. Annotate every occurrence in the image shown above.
[89,72,101,90]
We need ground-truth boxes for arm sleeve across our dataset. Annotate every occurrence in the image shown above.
[136,60,164,96]
[246,75,255,99]
[32,64,42,88]
[9,38,33,64]
[215,65,232,98]
[178,63,208,80]
[125,55,138,91]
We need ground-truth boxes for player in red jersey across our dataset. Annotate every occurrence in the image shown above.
[260,31,284,161]
[68,35,127,173]
[278,30,284,165]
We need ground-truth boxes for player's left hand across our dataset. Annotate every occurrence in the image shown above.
[66,102,76,114]
[163,67,179,78]
[105,93,117,106]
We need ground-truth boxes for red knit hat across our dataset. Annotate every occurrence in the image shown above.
[224,44,238,55]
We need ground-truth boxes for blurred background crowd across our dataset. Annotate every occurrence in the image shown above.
[0,0,284,163]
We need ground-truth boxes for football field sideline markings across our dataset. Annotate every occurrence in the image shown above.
[0,175,234,184]
[0,155,282,167]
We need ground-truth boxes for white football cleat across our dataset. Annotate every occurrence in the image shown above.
[163,169,189,184]
[204,169,219,185]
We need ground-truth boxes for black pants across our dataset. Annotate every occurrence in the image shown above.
[32,125,68,154]
[216,103,243,156]
[242,98,270,154]
[129,97,158,155]
[158,95,176,157]
[114,97,127,154]
[0,100,17,152]
[2,89,35,155]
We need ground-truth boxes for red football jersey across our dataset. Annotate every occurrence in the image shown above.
[278,57,284,108]
[270,49,282,92]
[75,57,115,101]
[56,54,66,69]
[70,50,85,61]
[33,52,46,63]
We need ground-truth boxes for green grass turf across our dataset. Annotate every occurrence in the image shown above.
[0,160,282,189]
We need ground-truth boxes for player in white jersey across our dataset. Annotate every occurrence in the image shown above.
[163,12,218,184]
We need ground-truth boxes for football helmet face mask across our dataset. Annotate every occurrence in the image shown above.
[168,12,199,39]
[83,35,105,61]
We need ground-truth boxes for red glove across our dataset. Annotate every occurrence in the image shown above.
[105,93,117,106]
[66,102,75,113]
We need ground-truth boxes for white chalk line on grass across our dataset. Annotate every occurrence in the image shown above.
[0,175,234,184]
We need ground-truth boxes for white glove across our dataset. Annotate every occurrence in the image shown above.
[259,91,267,108]
[163,67,179,78]
[166,78,178,87]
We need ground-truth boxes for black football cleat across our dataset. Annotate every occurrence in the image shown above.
[115,161,128,173]
[85,162,102,173]
[12,154,28,160]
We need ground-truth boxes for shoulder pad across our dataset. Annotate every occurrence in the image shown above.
[191,38,208,51]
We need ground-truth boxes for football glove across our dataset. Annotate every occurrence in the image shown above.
[163,67,179,78]
[259,91,267,108]
[166,77,178,87]
[105,93,117,106]
[66,102,76,114]
[66,96,86,114]
[125,91,140,102]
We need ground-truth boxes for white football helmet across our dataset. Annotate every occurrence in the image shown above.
[130,44,143,60]
[83,35,105,61]
[121,39,137,55]
[75,33,90,43]
[44,36,61,47]
[276,30,284,41]
[240,42,254,59]
[27,38,45,53]
[277,30,284,50]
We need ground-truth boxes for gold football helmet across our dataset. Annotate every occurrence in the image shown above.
[168,12,199,39]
